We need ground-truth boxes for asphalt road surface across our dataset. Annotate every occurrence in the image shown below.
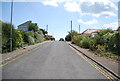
[2,41,107,79]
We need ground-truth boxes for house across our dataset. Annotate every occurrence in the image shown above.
[18,21,31,31]
[117,26,120,31]
[82,29,101,37]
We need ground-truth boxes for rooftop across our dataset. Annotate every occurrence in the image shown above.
[82,29,101,34]
[18,21,31,27]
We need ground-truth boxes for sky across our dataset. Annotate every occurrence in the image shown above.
[1,0,120,40]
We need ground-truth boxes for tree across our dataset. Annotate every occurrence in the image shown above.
[28,23,38,32]
[40,29,48,36]
[65,30,78,41]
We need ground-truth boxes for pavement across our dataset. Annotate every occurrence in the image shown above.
[2,41,110,79]
[1,41,49,62]
[68,42,119,76]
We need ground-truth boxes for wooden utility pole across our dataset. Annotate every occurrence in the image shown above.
[79,25,80,33]
[71,20,72,41]
[10,0,13,52]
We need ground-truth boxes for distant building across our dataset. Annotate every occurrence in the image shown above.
[82,29,101,37]
[18,21,31,31]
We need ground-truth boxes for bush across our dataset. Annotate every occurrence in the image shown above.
[80,36,91,49]
[2,22,14,52]
[28,36,35,44]
[65,34,71,41]
[73,34,80,45]
[89,39,96,51]
[21,31,30,44]
[98,29,113,36]
[1,21,47,53]
[108,32,120,55]
[65,30,78,41]
[94,36,104,45]
[96,45,106,53]
[13,30,23,48]
[28,23,38,32]
[34,32,44,43]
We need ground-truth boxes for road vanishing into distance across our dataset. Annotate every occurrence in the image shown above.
[3,41,108,79]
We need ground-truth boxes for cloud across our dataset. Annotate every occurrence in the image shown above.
[92,11,117,18]
[41,0,117,18]
[42,0,67,7]
[42,0,59,7]
[64,2,80,12]
[79,0,117,17]
[78,19,98,25]
[103,22,118,30]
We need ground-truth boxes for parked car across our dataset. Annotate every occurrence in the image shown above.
[59,38,64,41]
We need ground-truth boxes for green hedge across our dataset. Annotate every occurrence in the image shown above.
[67,29,119,56]
[2,22,45,53]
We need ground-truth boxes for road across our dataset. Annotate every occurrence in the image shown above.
[2,41,108,79]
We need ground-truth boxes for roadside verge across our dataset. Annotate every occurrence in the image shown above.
[0,41,50,66]
[68,42,120,79]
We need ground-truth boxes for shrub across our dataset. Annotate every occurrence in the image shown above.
[34,32,44,43]
[100,52,112,57]
[94,36,104,45]
[28,23,38,32]
[13,30,23,48]
[21,31,30,44]
[96,45,106,53]
[28,36,35,44]
[80,36,91,49]
[65,30,78,41]
[89,39,96,51]
[73,34,80,45]
[108,32,120,55]
[65,34,71,41]
[98,29,113,36]
[2,22,15,52]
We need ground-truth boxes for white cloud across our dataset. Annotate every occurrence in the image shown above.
[92,11,117,18]
[64,2,80,12]
[79,0,117,17]
[78,19,98,25]
[103,22,118,30]
[42,0,68,7]
[42,0,59,7]
[41,0,117,18]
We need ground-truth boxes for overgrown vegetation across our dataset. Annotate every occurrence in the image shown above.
[1,21,55,53]
[65,29,120,61]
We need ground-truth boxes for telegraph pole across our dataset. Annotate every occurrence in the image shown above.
[10,0,13,52]
[71,20,72,41]
[46,25,48,35]
[79,25,80,33]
